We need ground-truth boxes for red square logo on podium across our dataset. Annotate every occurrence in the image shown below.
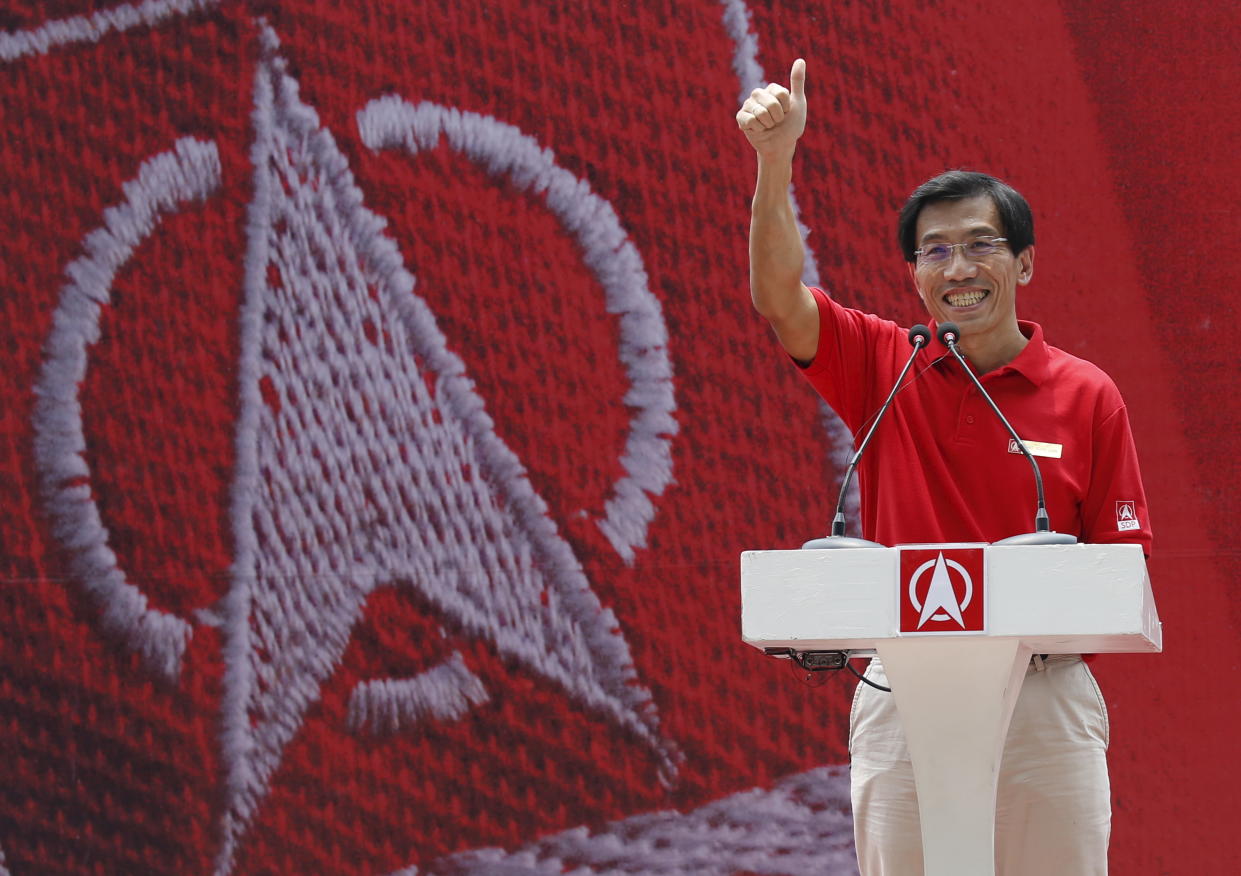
[898,546,987,634]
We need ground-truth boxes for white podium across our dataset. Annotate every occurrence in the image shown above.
[740,543,1160,876]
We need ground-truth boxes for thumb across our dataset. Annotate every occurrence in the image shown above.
[790,58,806,101]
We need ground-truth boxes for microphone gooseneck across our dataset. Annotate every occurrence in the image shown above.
[936,322,1077,545]
[804,324,931,550]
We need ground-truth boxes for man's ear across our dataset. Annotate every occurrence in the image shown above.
[1017,245,1035,286]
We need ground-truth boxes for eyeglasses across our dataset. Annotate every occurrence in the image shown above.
[914,236,1008,265]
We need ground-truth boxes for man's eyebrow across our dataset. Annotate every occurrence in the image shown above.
[919,224,1001,243]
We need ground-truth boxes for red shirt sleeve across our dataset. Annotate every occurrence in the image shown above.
[797,286,904,434]
[1080,402,1154,556]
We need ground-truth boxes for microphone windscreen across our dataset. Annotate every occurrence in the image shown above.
[907,324,931,347]
[937,322,960,345]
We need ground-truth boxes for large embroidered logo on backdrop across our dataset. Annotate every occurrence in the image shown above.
[32,21,680,874]
[14,3,860,874]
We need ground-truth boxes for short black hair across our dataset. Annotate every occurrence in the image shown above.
[897,171,1034,262]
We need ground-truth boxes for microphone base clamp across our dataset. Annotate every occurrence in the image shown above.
[992,531,1078,546]
[801,535,886,550]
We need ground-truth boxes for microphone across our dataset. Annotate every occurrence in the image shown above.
[803,324,931,549]
[936,322,1076,545]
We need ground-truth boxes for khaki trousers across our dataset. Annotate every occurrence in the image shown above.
[849,655,1111,875]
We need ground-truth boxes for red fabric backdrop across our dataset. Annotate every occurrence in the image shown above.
[0,1,1236,873]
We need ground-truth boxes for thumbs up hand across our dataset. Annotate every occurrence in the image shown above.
[736,59,807,159]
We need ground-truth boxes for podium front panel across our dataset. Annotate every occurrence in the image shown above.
[741,543,1160,654]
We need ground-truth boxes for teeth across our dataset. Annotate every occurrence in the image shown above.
[946,289,985,307]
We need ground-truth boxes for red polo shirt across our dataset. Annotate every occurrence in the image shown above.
[799,287,1152,554]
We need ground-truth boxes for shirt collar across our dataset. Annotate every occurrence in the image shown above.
[922,320,1049,386]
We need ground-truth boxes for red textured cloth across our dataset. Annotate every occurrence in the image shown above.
[0,1,1236,874]
[799,287,1153,553]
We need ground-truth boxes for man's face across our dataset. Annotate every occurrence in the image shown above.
[908,195,1033,339]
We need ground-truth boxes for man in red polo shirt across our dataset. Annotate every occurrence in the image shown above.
[736,59,1151,874]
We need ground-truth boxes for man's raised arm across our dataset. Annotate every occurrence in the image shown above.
[737,58,819,364]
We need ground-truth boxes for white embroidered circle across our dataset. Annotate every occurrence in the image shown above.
[31,137,222,680]
[356,98,678,564]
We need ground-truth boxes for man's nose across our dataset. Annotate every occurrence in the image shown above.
[942,247,979,280]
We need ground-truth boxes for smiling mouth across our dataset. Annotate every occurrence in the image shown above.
[945,288,988,307]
